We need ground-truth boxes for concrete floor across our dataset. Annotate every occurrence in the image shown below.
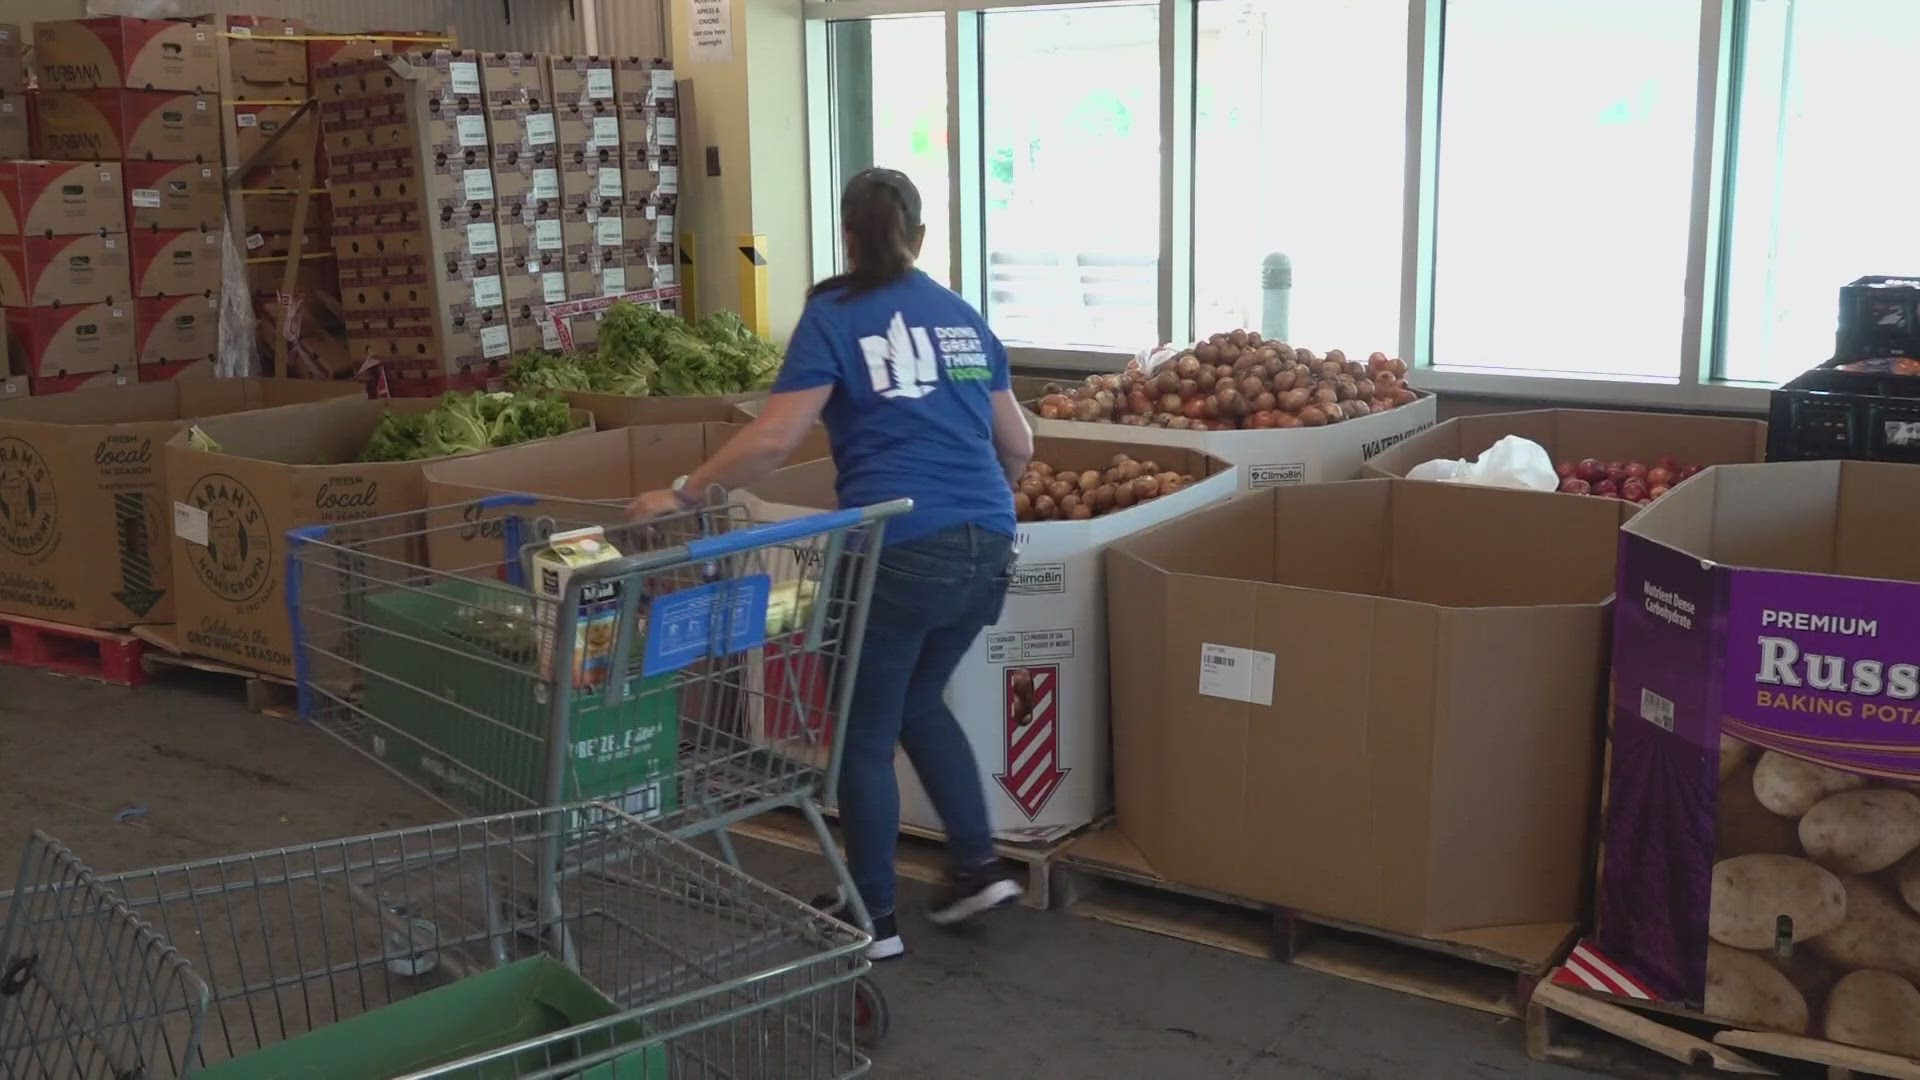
[1,668,1591,1079]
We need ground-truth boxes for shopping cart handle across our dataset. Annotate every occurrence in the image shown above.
[682,499,913,561]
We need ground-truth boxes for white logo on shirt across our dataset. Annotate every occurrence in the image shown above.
[860,312,941,400]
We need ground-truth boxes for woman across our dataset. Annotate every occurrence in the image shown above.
[629,168,1035,960]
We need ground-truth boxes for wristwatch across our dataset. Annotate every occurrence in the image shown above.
[671,475,701,507]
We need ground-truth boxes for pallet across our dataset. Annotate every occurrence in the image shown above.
[728,806,1075,910]
[132,624,299,719]
[1528,978,1920,1079]
[1048,824,1578,1020]
[0,613,146,686]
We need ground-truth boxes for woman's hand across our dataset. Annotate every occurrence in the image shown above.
[627,488,684,519]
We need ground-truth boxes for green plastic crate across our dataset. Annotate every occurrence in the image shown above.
[362,579,680,818]
[191,954,670,1079]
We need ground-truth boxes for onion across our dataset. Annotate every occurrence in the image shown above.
[1091,484,1116,511]
[1133,475,1161,500]
[1321,403,1345,425]
[1280,388,1311,411]
[1196,343,1220,364]
[1196,369,1217,392]
[1389,358,1409,377]
[1019,477,1045,500]
[1252,391,1277,412]
[1247,331,1264,346]
[1113,483,1137,508]
[1031,462,1054,477]
[1274,411,1302,429]
[1373,372,1398,393]
[1059,492,1081,514]
[1126,389,1153,415]
[1181,397,1208,420]
[1037,394,1074,420]
[1069,504,1093,520]
[1178,378,1200,399]
[1239,376,1265,399]
[1229,328,1249,348]
[1354,378,1375,399]
[1153,369,1181,395]
[1334,378,1357,402]
[1047,479,1073,501]
[1033,494,1058,519]
[1294,347,1316,365]
[1312,385,1339,407]
[1326,348,1347,365]
[1343,399,1371,419]
[1391,387,1416,405]
[1248,410,1277,429]
[1173,354,1202,379]
[1297,405,1327,428]
[1271,368,1297,392]
[1013,492,1033,520]
[1158,393,1183,414]
[1344,361,1366,380]
[1215,386,1246,418]
[1074,399,1102,422]
[1167,415,1193,430]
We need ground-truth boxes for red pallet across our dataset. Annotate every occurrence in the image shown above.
[0,613,147,686]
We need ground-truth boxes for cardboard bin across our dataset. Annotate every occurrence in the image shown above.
[165,398,592,676]
[1365,408,1769,512]
[0,379,361,627]
[741,437,1237,837]
[1569,460,1920,1057]
[1106,478,1630,935]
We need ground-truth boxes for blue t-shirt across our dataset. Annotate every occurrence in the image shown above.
[773,270,1016,546]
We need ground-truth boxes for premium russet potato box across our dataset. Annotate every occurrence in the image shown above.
[1570,460,1920,1056]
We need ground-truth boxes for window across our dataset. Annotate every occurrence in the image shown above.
[1192,0,1409,356]
[1718,0,1920,384]
[1430,0,1703,379]
[829,16,952,287]
[981,4,1160,351]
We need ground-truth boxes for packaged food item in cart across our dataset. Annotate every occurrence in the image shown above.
[765,578,818,637]
[531,526,626,688]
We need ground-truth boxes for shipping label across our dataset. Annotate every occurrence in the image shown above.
[1197,643,1275,706]
[986,629,1074,663]
[456,114,488,147]
[1247,463,1306,488]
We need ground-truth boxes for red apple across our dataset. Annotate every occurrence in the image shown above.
[1646,466,1674,487]
[1678,464,1703,480]
[1648,483,1671,499]
[1577,458,1605,481]
[1594,479,1618,497]
[1634,496,1653,505]
[1556,461,1577,480]
[1606,466,1629,485]
[1559,478,1592,495]
[1625,461,1649,480]
[1656,455,1678,473]
[1622,478,1649,501]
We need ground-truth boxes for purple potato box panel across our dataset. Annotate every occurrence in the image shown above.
[1587,529,1920,1008]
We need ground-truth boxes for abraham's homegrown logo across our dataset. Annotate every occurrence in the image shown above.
[186,474,272,605]
[0,438,58,558]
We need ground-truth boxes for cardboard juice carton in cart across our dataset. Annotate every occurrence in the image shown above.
[1569,460,1920,1058]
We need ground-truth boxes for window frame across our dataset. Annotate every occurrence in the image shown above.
[802,0,1781,411]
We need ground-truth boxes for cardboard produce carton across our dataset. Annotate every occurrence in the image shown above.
[124,161,222,232]
[223,16,307,90]
[569,391,762,429]
[0,234,131,307]
[1569,460,1920,1056]
[1365,408,1769,511]
[134,293,216,367]
[167,398,592,676]
[0,25,23,92]
[6,304,133,381]
[37,89,222,163]
[740,438,1236,837]
[0,377,24,401]
[0,162,125,236]
[0,92,26,159]
[1106,478,1630,934]
[129,226,220,298]
[34,17,218,93]
[28,370,136,396]
[0,379,360,627]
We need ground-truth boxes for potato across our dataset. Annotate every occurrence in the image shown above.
[1899,851,1920,917]
[1798,789,1920,873]
[1718,734,1752,781]
[1823,970,1920,1057]
[1809,875,1920,983]
[1706,942,1809,1034]
[1709,854,1847,950]
[1752,751,1867,817]
[1717,761,1805,859]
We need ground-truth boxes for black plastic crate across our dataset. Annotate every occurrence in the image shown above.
[1768,366,1920,463]
[1836,275,1920,361]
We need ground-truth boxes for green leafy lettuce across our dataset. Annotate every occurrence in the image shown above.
[358,391,578,463]
[499,303,783,399]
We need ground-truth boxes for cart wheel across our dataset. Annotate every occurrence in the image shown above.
[854,976,891,1047]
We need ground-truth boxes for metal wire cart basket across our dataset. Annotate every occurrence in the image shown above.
[1,804,872,1078]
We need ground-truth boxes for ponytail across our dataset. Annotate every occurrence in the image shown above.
[810,168,922,300]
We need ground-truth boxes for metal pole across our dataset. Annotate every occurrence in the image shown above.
[1260,251,1291,341]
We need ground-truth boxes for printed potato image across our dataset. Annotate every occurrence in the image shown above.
[1718,734,1752,781]
[1716,760,1805,860]
[1822,970,1920,1057]
[1798,789,1920,874]
[1898,852,1920,917]
[1009,668,1035,728]
[1766,947,1845,1010]
[1705,942,1809,1034]
[1808,875,1920,984]
[1709,854,1847,951]
[1752,751,1867,817]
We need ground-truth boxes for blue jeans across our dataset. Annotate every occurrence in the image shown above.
[839,523,1015,918]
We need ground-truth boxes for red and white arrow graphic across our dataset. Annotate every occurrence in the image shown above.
[994,665,1069,820]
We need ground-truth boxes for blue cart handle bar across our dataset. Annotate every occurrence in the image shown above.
[681,498,913,561]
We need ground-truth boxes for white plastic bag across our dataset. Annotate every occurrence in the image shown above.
[1407,434,1560,492]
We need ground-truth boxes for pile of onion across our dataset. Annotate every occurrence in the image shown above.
[1012,454,1195,522]
[1032,329,1416,431]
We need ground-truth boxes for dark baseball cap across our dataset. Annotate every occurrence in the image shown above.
[847,167,922,228]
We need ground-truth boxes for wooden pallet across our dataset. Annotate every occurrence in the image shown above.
[0,613,147,686]
[1528,978,1920,1079]
[728,806,1077,910]
[1049,824,1578,1020]
[132,624,298,718]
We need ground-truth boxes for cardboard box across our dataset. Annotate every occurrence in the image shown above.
[129,227,221,297]
[34,17,218,93]
[0,379,361,626]
[1364,409,1770,509]
[1569,460,1920,1054]
[481,52,547,118]
[239,188,327,235]
[747,443,1237,837]
[0,92,26,159]
[0,162,124,237]
[134,293,216,365]
[622,144,678,203]
[0,234,132,307]
[0,376,25,400]
[1107,479,1627,934]
[232,103,318,168]
[165,397,591,674]
[549,55,615,118]
[37,89,222,163]
[0,25,23,92]
[138,358,216,381]
[1027,392,1437,493]
[225,16,307,89]
[124,161,222,231]
[6,304,134,377]
[28,369,136,395]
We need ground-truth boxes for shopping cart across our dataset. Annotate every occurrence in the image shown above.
[283,494,908,1040]
[1,802,872,1078]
